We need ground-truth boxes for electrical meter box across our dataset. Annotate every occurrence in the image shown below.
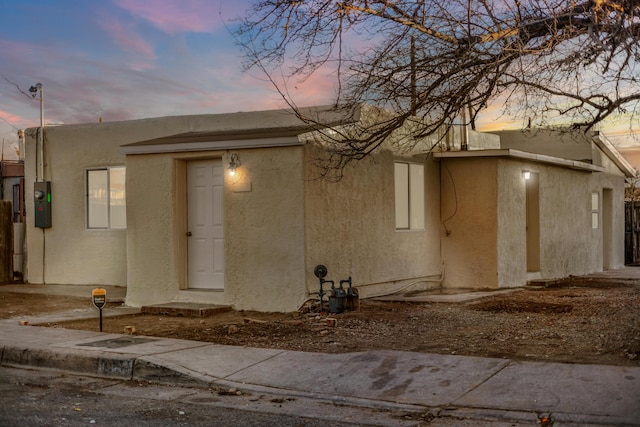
[34,181,51,228]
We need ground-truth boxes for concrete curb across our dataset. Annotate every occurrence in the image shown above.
[132,355,432,413]
[2,325,639,426]
[1,337,433,416]
[1,343,136,379]
[4,341,629,427]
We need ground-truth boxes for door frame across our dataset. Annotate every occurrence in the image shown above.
[525,171,540,272]
[185,158,225,290]
[602,188,613,269]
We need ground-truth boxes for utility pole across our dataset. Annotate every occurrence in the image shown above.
[29,83,43,181]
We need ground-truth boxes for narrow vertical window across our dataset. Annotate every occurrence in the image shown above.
[395,162,424,230]
[395,163,409,229]
[591,192,599,229]
[109,167,126,229]
[409,163,425,229]
[87,169,108,228]
[87,167,126,229]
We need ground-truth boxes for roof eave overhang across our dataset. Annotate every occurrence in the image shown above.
[119,105,361,156]
[433,149,606,173]
[592,132,637,178]
[120,135,303,155]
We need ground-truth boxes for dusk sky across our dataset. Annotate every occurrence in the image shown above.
[1,0,638,163]
[0,0,332,159]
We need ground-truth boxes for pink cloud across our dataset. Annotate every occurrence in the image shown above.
[114,0,226,34]
[476,120,522,132]
[235,60,338,109]
[0,40,38,61]
[101,16,156,69]
[0,40,52,79]
[0,109,31,130]
[284,72,337,106]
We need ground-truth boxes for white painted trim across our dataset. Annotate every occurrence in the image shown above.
[434,149,605,173]
[120,136,302,155]
[592,132,636,178]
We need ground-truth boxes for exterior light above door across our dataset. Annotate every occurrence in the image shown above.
[228,153,240,176]
[523,170,531,180]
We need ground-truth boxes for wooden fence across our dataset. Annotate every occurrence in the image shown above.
[0,201,13,283]
[625,201,640,265]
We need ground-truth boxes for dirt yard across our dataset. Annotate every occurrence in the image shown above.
[2,278,639,367]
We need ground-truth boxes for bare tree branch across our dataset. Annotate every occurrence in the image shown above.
[237,0,640,174]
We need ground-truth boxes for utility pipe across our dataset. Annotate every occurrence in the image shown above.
[37,83,44,182]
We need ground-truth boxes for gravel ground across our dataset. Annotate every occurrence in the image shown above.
[18,277,640,367]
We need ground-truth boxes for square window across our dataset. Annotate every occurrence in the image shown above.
[87,167,126,229]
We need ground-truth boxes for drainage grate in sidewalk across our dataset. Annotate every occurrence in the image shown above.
[77,337,157,349]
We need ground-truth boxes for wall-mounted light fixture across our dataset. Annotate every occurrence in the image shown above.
[523,170,531,180]
[228,153,240,176]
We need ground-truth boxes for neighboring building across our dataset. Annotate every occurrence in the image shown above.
[1,160,25,279]
[22,106,635,312]
[1,160,24,223]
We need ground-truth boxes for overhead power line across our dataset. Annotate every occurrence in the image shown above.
[1,74,34,99]
[0,116,20,131]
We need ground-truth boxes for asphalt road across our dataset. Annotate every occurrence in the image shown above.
[0,365,541,427]
[0,365,403,427]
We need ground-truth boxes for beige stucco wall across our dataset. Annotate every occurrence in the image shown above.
[440,158,499,289]
[23,115,265,286]
[496,160,596,286]
[304,146,443,299]
[23,126,127,286]
[440,153,626,290]
[496,162,527,287]
[125,147,307,312]
[540,163,622,277]
[535,164,625,278]
[123,152,179,305]
[598,147,628,177]
[24,111,627,311]
[223,147,306,312]
[495,129,594,161]
[536,164,595,277]
[23,113,311,311]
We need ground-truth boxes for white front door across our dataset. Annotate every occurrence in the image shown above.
[187,159,224,289]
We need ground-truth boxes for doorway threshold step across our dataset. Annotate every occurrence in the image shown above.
[526,278,563,287]
[140,302,232,317]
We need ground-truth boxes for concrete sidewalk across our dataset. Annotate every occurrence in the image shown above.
[1,318,638,426]
[1,274,639,426]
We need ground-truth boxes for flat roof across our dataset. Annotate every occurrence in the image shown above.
[434,149,606,173]
[120,105,359,155]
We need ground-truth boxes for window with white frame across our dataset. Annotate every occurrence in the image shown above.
[591,192,599,229]
[394,162,425,230]
[87,166,126,229]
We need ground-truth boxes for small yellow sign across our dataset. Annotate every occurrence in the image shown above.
[92,288,106,309]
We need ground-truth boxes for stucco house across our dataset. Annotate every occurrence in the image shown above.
[22,106,635,312]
